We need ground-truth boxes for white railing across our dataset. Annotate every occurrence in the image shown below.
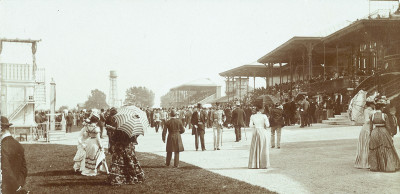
[35,67,45,83]
[1,63,33,81]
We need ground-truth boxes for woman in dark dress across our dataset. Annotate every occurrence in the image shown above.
[368,98,400,172]
[106,108,145,185]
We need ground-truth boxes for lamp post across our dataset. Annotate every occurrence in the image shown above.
[321,64,326,81]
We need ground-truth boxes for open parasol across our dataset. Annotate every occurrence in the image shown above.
[348,90,367,124]
[113,105,150,138]
[257,95,279,105]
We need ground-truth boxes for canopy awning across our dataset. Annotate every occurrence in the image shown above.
[219,64,287,77]
[257,36,323,64]
[323,19,400,46]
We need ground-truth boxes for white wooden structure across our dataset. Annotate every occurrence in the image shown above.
[0,39,46,131]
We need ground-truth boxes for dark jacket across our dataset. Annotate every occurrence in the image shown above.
[1,136,28,194]
[231,107,246,127]
[269,107,284,128]
[162,118,185,152]
[191,110,207,134]
[387,114,398,136]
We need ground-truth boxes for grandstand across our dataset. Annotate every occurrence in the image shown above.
[161,78,221,108]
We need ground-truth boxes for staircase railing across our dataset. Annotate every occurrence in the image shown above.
[8,101,28,120]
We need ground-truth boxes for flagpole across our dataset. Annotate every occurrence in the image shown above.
[369,0,371,17]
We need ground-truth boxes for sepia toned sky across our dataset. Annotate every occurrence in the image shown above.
[1,0,398,108]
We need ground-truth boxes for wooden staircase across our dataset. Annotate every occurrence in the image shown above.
[322,112,355,125]
[48,130,67,142]
[8,101,28,120]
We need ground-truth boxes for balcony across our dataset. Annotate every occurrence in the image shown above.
[1,63,34,82]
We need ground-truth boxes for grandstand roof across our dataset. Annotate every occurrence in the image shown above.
[171,78,219,91]
[257,36,322,64]
[219,64,286,77]
[323,19,400,45]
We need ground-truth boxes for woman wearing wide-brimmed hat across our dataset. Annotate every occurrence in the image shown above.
[354,96,375,169]
[81,111,108,176]
[368,97,400,172]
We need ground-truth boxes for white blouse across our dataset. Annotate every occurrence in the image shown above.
[249,112,270,128]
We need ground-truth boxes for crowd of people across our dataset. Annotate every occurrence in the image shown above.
[1,93,399,193]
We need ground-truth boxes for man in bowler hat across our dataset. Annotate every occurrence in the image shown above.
[1,116,29,194]
[231,103,246,142]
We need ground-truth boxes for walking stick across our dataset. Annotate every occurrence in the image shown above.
[221,124,223,146]
[243,127,247,140]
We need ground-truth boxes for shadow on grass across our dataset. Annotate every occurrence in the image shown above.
[23,144,275,194]
[40,180,107,187]
[29,170,76,176]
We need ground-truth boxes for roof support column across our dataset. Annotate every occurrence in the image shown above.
[336,44,339,75]
[302,50,305,81]
[263,63,269,89]
[279,63,282,85]
[227,77,230,103]
[271,63,274,87]
[290,54,293,99]
[232,76,236,100]
[253,75,256,93]
[239,76,242,102]
[323,43,326,81]
[307,43,314,81]
[247,76,249,99]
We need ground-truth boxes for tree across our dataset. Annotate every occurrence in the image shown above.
[58,105,69,112]
[84,89,109,110]
[160,92,174,108]
[124,86,155,108]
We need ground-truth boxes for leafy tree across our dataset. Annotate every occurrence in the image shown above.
[125,86,155,107]
[160,92,174,108]
[84,89,109,110]
[58,105,69,112]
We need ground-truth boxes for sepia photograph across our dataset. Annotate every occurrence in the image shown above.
[1,0,400,193]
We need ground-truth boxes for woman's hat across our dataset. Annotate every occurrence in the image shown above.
[1,116,13,128]
[366,96,375,103]
[91,111,100,119]
[375,97,388,105]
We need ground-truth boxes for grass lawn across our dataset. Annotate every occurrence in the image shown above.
[23,144,275,194]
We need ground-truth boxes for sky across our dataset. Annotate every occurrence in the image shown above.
[1,0,398,108]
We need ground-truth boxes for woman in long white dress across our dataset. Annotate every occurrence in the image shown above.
[248,105,270,169]
[81,113,107,176]
[73,126,89,173]
[354,100,374,169]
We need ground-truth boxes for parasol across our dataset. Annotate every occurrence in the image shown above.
[257,95,279,105]
[113,105,150,138]
[348,90,367,124]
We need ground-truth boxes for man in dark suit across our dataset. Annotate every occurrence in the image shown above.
[191,104,207,151]
[386,106,398,137]
[231,103,246,142]
[1,116,29,194]
[162,110,185,167]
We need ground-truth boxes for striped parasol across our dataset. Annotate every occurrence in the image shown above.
[113,106,149,138]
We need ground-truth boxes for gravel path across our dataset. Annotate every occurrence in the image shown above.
[40,124,400,194]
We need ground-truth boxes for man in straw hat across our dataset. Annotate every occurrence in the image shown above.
[1,116,29,193]
[212,103,225,150]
